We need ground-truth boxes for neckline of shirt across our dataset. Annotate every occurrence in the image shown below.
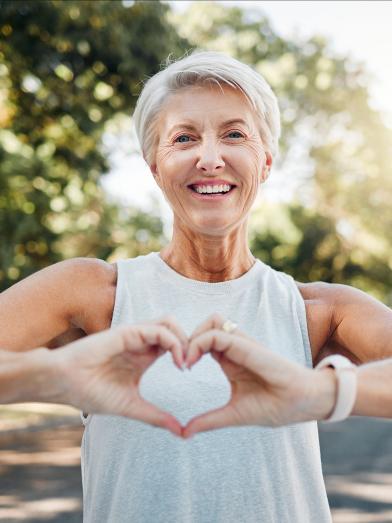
[146,251,266,295]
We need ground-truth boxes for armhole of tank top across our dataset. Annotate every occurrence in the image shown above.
[289,274,313,368]
[81,259,124,428]
[110,260,124,328]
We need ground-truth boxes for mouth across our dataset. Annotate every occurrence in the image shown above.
[187,184,236,200]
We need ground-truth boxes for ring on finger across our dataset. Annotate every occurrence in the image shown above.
[222,319,238,334]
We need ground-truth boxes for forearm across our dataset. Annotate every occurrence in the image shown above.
[0,348,66,404]
[351,358,392,417]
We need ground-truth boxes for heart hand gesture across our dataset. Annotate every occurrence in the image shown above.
[182,314,335,438]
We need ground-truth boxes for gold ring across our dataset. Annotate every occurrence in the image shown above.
[222,319,238,334]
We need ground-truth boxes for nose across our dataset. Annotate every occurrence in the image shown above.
[196,140,225,174]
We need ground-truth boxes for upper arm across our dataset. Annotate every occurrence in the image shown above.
[328,284,392,364]
[0,258,116,352]
[297,281,335,364]
[299,281,392,365]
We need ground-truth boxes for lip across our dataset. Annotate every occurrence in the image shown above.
[187,185,236,201]
[187,179,236,188]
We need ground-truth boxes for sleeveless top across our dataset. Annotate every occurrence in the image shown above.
[80,252,331,522]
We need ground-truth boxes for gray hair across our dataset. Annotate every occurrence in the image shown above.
[133,50,281,165]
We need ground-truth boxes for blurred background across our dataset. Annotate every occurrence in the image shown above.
[0,1,391,521]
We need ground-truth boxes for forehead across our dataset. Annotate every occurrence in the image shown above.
[158,84,256,133]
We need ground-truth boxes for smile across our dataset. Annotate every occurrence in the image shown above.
[187,183,236,199]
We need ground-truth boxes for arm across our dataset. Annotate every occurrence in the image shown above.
[352,358,392,417]
[298,282,392,364]
[0,347,62,404]
[0,323,186,436]
[0,257,116,352]
[331,285,392,363]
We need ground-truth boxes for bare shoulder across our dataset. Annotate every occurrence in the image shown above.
[44,258,118,348]
[297,279,390,318]
[296,281,392,364]
[63,257,117,333]
[0,257,117,351]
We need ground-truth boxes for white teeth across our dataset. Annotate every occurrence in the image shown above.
[194,184,232,194]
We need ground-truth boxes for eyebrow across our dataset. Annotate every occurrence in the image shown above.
[167,118,250,135]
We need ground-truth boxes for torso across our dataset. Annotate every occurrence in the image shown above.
[61,260,339,365]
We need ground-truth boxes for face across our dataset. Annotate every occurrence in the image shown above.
[150,84,272,236]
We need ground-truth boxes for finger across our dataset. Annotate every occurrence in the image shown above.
[122,325,184,369]
[182,403,241,438]
[154,316,189,363]
[186,329,275,373]
[189,313,225,341]
[125,396,183,438]
[187,329,241,368]
[190,314,250,343]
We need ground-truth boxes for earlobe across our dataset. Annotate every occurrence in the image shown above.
[261,152,272,183]
[150,164,162,188]
[261,168,270,183]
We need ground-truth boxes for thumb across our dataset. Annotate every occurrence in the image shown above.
[123,396,183,438]
[182,403,241,439]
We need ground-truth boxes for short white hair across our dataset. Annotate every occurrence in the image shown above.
[133,50,281,165]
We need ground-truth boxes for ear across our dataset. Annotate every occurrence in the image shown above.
[261,151,273,183]
[149,163,162,189]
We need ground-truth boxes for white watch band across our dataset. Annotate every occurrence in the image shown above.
[315,355,357,422]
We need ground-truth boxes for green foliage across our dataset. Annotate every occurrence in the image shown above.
[0,0,187,289]
[250,204,392,303]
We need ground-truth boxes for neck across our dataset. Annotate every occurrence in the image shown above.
[160,220,255,282]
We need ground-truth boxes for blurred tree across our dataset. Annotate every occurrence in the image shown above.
[169,2,392,304]
[0,0,187,290]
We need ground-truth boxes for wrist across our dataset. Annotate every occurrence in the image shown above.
[307,367,337,421]
[315,355,357,422]
[0,348,68,404]
[21,348,69,404]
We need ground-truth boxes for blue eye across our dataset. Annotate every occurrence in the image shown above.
[227,131,243,139]
[175,135,191,143]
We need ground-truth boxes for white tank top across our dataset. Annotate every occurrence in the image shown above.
[81,253,331,522]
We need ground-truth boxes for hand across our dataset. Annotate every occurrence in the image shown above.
[52,318,187,437]
[182,314,336,438]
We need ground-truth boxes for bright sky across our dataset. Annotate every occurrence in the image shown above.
[102,1,392,220]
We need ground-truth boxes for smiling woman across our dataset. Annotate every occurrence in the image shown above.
[77,51,335,523]
[2,49,392,523]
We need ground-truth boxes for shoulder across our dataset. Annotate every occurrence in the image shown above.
[296,280,380,314]
[295,281,392,363]
[0,257,118,351]
[58,256,117,281]
[58,257,117,333]
[295,279,374,325]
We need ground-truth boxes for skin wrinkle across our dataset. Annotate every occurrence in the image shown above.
[149,83,272,282]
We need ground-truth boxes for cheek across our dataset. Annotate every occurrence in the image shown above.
[156,148,195,180]
[232,144,264,189]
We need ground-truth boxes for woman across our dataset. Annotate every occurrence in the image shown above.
[1,50,392,522]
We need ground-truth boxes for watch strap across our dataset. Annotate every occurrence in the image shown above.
[316,354,357,422]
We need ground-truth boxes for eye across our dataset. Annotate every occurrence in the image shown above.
[174,134,192,143]
[226,131,244,139]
